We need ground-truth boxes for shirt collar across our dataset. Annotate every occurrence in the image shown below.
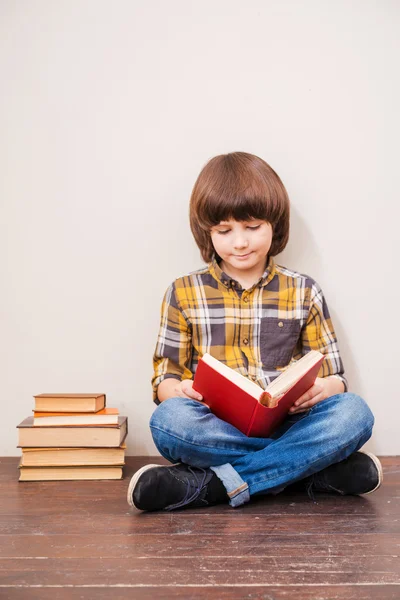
[209,254,276,290]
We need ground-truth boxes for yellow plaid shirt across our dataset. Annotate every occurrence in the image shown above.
[152,255,347,403]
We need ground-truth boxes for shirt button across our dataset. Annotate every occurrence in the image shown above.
[243,296,249,303]
[243,338,249,345]
[278,321,284,328]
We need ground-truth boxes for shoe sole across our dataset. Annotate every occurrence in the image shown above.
[359,450,383,494]
[127,463,177,508]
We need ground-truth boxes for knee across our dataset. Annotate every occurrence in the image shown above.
[330,392,374,435]
[149,398,184,460]
[150,396,204,433]
[149,397,209,464]
[150,397,181,430]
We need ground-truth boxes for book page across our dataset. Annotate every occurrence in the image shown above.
[200,353,263,400]
[265,351,323,398]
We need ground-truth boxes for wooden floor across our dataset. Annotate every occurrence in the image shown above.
[0,456,399,600]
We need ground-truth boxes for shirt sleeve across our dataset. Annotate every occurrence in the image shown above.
[301,280,348,391]
[151,282,194,404]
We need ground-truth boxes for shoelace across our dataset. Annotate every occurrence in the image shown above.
[165,466,208,511]
[306,477,317,503]
[306,473,343,502]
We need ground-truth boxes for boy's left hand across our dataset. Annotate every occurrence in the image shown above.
[289,377,345,414]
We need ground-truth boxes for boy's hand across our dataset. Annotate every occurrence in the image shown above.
[289,376,345,414]
[173,379,203,402]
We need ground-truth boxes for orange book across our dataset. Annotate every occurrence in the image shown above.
[33,394,106,413]
[193,351,324,437]
[33,408,119,426]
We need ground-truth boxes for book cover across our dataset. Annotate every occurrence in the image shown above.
[19,464,124,481]
[193,353,324,437]
[17,416,127,448]
[33,394,106,413]
[20,444,126,467]
[33,408,119,426]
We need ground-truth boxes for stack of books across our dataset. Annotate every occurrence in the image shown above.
[17,393,127,481]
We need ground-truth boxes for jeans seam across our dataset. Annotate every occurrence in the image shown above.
[249,424,373,487]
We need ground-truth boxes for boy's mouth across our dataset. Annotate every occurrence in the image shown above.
[234,252,253,260]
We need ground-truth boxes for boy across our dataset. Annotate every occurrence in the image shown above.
[127,152,382,512]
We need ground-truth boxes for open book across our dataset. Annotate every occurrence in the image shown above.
[192,350,324,437]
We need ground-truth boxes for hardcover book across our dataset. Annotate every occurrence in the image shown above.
[17,416,127,448]
[18,464,123,481]
[33,394,106,413]
[20,444,126,467]
[33,408,119,426]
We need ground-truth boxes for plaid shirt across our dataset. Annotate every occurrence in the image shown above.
[152,255,347,403]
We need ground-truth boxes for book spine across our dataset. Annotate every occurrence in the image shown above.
[246,401,261,436]
[259,391,277,408]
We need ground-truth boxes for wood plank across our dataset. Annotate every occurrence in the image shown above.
[0,555,399,586]
[0,512,398,535]
[0,532,398,559]
[1,585,400,600]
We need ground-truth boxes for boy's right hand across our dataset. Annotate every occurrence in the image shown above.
[173,379,203,402]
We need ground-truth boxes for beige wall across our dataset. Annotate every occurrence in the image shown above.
[1,0,399,455]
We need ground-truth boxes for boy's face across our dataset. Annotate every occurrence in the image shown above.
[210,219,273,280]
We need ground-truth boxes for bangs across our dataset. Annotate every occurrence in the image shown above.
[194,153,286,231]
[200,189,273,229]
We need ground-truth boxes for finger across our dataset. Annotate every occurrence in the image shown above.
[295,392,325,410]
[293,392,314,407]
[290,392,323,413]
[182,385,203,401]
[294,384,321,407]
[192,393,203,401]
[174,385,190,398]
[289,406,309,414]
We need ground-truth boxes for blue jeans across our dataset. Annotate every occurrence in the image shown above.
[150,393,374,507]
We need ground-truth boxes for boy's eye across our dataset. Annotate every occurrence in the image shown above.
[215,224,261,235]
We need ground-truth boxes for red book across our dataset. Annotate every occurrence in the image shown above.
[193,351,325,437]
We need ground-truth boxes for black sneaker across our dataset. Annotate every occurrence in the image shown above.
[127,463,228,511]
[308,451,383,496]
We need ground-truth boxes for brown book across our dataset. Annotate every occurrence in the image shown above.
[33,408,119,426]
[17,416,127,448]
[20,443,126,467]
[19,464,123,481]
[33,394,106,413]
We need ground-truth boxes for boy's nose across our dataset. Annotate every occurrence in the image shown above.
[234,237,249,249]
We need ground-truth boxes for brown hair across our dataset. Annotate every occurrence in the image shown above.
[189,152,290,263]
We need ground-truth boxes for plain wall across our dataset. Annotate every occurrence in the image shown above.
[1,0,399,456]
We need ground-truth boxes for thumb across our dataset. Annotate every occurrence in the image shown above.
[189,385,203,401]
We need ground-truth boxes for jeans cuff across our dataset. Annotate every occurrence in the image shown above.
[210,463,250,507]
